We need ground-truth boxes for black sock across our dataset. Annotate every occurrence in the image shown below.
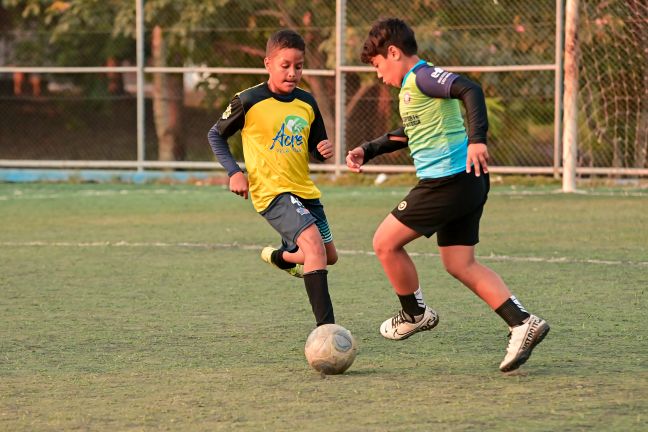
[303,269,335,326]
[271,249,296,270]
[495,296,530,327]
[397,293,425,322]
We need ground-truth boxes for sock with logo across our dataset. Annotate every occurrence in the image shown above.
[398,287,426,323]
[495,296,530,327]
[271,249,297,270]
[303,269,335,326]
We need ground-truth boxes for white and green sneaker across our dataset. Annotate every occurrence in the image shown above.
[260,247,304,278]
[499,314,550,372]
[380,306,439,340]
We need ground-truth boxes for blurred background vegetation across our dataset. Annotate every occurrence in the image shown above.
[0,0,645,172]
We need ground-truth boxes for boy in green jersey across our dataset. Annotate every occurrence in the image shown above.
[347,18,549,372]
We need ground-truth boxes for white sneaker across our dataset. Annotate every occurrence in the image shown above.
[380,306,439,340]
[260,247,304,278]
[499,314,550,372]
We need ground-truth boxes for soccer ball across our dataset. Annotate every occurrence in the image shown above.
[304,324,358,375]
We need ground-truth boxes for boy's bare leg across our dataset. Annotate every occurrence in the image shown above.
[282,241,338,266]
[295,225,327,273]
[373,214,438,339]
[372,214,422,295]
[440,245,549,371]
[438,245,511,309]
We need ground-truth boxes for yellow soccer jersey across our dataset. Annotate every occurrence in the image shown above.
[214,82,327,212]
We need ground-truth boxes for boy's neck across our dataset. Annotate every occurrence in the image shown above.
[403,55,422,72]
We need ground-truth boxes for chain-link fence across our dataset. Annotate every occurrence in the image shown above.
[0,0,645,176]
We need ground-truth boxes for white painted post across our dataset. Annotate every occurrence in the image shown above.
[562,0,579,192]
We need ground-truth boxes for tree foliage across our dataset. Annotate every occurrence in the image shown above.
[8,1,635,168]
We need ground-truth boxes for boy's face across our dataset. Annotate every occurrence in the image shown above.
[264,47,304,94]
[370,46,408,88]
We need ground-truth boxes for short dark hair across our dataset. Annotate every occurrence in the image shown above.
[360,18,418,64]
[266,29,306,56]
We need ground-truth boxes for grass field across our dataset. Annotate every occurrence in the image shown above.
[1,181,647,431]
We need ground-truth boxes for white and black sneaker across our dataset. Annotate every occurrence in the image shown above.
[380,306,439,340]
[499,314,550,372]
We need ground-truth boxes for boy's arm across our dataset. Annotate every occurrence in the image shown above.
[448,75,489,174]
[307,101,328,161]
[207,96,245,176]
[360,127,408,164]
[347,128,407,172]
[448,75,488,145]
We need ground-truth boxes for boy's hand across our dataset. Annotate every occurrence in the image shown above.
[466,143,489,177]
[229,171,249,199]
[346,147,365,173]
[317,139,334,159]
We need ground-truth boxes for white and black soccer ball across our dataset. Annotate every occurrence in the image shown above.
[304,324,358,375]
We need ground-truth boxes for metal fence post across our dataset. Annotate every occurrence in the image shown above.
[554,0,564,179]
[334,0,346,176]
[136,0,145,172]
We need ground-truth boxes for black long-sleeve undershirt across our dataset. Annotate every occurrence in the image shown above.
[448,75,488,145]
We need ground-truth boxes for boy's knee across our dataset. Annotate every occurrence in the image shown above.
[443,260,475,281]
[298,227,325,254]
[444,263,464,280]
[372,234,395,258]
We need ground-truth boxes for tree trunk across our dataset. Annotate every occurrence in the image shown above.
[152,25,184,162]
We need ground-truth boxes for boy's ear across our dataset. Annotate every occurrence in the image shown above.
[263,57,271,70]
[386,45,402,60]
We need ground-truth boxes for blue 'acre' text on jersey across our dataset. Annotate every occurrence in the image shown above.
[400,60,468,179]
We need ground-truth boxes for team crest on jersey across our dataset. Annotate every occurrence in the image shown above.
[403,91,411,104]
[270,116,307,153]
[398,200,407,211]
[221,103,232,119]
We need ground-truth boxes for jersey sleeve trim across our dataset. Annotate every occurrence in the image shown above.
[414,64,459,99]
[215,95,245,138]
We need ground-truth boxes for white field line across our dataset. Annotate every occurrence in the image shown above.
[2,240,647,267]
[1,187,648,201]
[0,188,202,201]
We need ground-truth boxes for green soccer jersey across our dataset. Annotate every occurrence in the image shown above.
[399,60,469,178]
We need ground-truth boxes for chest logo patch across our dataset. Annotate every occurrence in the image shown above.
[285,116,308,134]
[271,115,307,153]
[403,91,411,105]
[398,200,407,211]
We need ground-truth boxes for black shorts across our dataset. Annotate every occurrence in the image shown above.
[391,172,490,246]
[260,193,333,252]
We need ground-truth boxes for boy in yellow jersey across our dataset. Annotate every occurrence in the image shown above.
[346,18,549,372]
[208,30,338,326]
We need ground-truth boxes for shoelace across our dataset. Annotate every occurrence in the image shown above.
[391,310,410,326]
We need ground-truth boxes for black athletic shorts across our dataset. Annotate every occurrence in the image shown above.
[391,172,490,246]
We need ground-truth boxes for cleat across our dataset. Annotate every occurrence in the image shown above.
[380,306,439,340]
[500,314,550,372]
[261,247,304,278]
